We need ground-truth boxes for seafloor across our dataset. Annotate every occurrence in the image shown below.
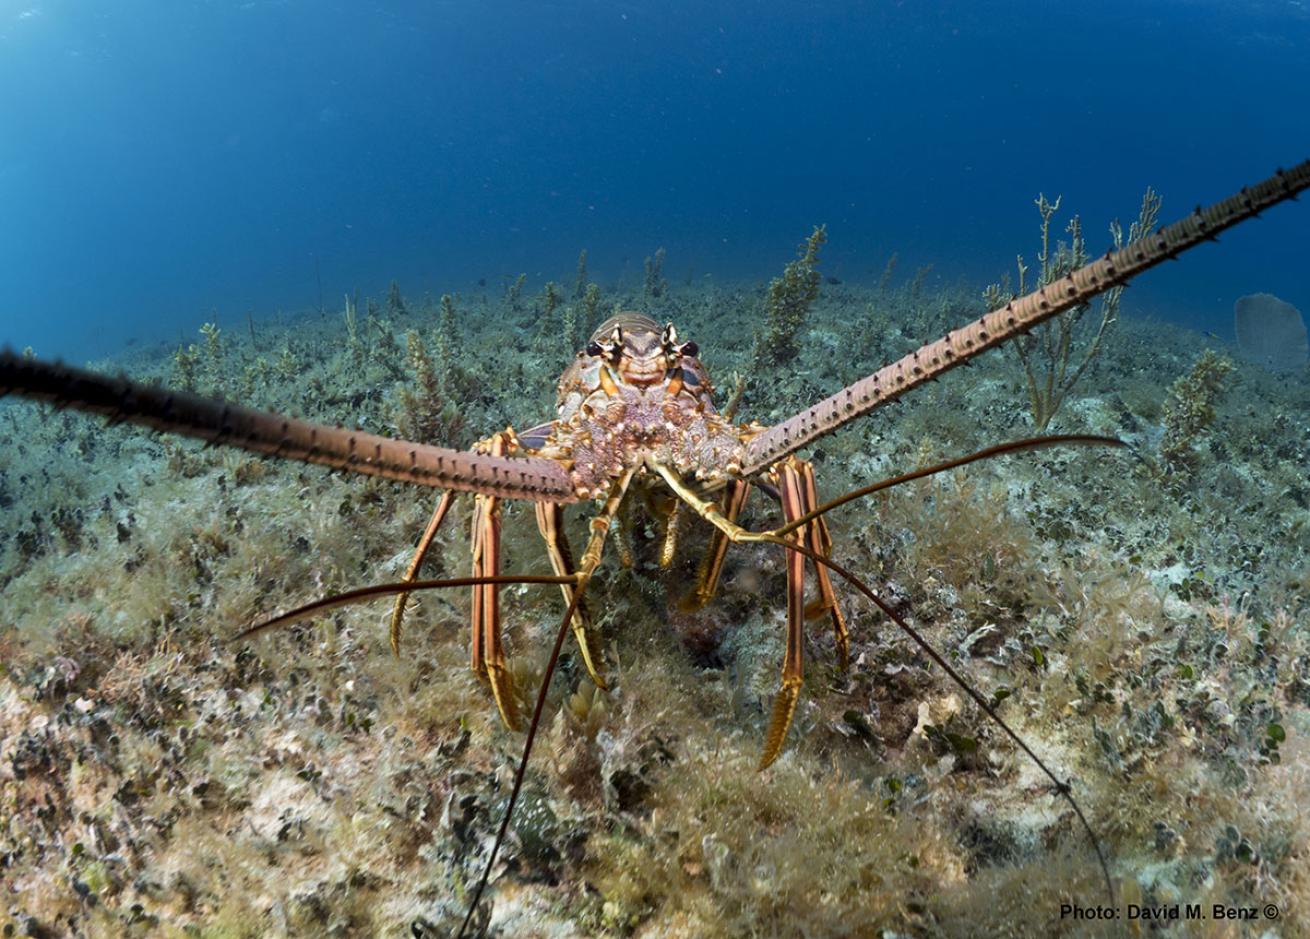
[1,250,1307,938]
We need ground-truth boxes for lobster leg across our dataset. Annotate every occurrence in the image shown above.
[614,499,637,569]
[534,502,607,689]
[796,460,849,669]
[759,459,808,769]
[636,486,685,570]
[471,489,519,729]
[659,500,686,568]
[389,490,455,655]
[679,479,751,611]
[470,433,519,730]
[457,467,637,938]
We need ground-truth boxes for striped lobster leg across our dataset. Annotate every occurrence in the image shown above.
[389,491,455,655]
[759,459,809,769]
[795,460,850,669]
[758,457,848,767]
[679,479,752,611]
[534,501,608,689]
[471,433,519,730]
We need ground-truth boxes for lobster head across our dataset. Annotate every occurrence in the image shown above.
[583,312,700,388]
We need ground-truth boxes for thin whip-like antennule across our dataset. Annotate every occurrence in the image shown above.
[232,574,577,642]
[0,349,577,502]
[781,538,1117,908]
[456,585,588,939]
[772,434,1124,537]
[456,467,634,935]
[745,159,1310,472]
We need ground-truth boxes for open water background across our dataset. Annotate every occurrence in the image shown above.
[2,0,1308,363]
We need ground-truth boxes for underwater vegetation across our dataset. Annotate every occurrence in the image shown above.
[985,188,1163,433]
[2,204,1310,939]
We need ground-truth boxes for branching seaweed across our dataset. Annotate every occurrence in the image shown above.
[397,330,465,445]
[725,225,827,417]
[644,247,667,299]
[986,188,1162,431]
[751,225,827,371]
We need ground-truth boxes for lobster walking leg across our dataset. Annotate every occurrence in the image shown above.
[658,500,687,568]
[760,459,809,769]
[389,490,455,655]
[471,489,519,728]
[614,499,637,569]
[471,433,519,730]
[796,460,849,669]
[457,468,636,939]
[680,479,751,611]
[657,459,834,768]
[535,501,608,689]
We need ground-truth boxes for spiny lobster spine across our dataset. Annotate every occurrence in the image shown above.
[0,351,578,502]
[743,159,1310,474]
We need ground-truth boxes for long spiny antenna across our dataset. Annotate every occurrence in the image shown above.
[745,158,1310,471]
[0,349,577,502]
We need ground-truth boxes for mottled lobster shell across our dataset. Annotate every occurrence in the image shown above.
[539,311,747,497]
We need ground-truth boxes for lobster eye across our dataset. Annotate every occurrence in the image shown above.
[680,340,698,357]
[585,340,603,357]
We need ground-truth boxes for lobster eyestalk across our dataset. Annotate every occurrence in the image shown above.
[743,159,1310,473]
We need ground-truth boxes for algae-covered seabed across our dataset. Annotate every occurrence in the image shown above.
[2,268,1307,939]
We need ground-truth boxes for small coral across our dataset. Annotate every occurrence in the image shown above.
[877,251,898,293]
[199,321,224,394]
[275,342,297,381]
[988,187,1162,431]
[908,262,933,302]
[535,281,564,354]
[562,302,580,354]
[171,342,200,391]
[1233,292,1308,373]
[343,293,365,367]
[581,282,603,341]
[434,293,459,378]
[506,272,527,312]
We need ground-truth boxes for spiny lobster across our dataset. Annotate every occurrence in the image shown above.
[2,160,1308,935]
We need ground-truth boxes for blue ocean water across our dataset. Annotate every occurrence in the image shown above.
[1,0,1307,364]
